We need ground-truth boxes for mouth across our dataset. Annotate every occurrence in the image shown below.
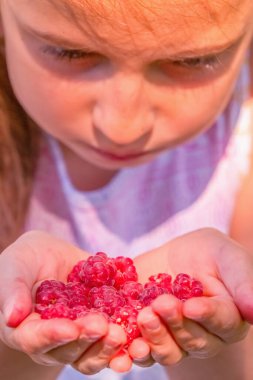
[91,146,150,161]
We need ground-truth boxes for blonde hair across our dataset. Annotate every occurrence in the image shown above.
[0,38,40,251]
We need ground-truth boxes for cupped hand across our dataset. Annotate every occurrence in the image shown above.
[127,228,253,367]
[0,231,129,374]
[0,231,87,328]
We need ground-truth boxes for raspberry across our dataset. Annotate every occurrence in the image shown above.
[148,273,172,292]
[120,281,144,300]
[36,280,68,306]
[89,285,126,316]
[66,282,90,308]
[172,273,203,301]
[113,256,138,289]
[67,260,86,283]
[140,283,168,306]
[111,305,141,345]
[38,303,73,320]
[69,305,89,319]
[35,252,204,347]
[78,252,117,288]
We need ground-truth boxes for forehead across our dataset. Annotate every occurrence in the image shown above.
[8,0,253,57]
[37,0,250,26]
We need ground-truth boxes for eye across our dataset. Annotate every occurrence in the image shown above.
[172,54,220,70]
[41,45,98,61]
[154,52,225,83]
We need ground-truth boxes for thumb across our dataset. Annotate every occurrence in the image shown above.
[0,279,33,328]
[215,236,253,324]
[0,248,34,328]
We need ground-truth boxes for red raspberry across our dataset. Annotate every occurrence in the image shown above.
[69,305,89,319]
[89,285,126,316]
[120,281,144,300]
[35,252,204,348]
[172,273,203,301]
[148,273,172,292]
[66,282,90,308]
[111,305,141,346]
[79,258,116,288]
[38,303,73,319]
[35,280,68,306]
[95,251,108,261]
[140,283,168,306]
[67,260,86,283]
[113,256,138,289]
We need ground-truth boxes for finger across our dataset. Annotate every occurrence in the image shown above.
[0,256,33,327]
[47,314,109,364]
[183,296,250,343]
[216,240,253,323]
[109,351,133,372]
[152,294,224,359]
[198,229,253,323]
[73,323,127,375]
[164,229,253,323]
[0,231,88,327]
[4,313,80,355]
[128,337,150,360]
[44,337,101,365]
[128,338,155,368]
[137,306,184,365]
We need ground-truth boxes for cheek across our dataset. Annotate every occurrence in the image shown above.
[152,77,239,147]
[6,48,96,135]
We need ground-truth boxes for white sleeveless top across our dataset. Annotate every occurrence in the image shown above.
[25,61,252,380]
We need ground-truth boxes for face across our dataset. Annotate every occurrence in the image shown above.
[1,0,253,174]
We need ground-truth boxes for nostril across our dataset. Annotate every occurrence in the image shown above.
[92,104,156,146]
[93,123,153,150]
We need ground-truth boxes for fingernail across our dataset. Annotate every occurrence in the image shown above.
[3,300,25,327]
[104,342,122,354]
[60,338,75,344]
[166,309,179,320]
[80,333,102,341]
[143,317,160,330]
[133,354,150,363]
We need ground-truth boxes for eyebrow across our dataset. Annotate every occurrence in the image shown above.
[20,21,246,59]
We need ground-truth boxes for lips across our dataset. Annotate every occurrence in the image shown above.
[91,146,147,161]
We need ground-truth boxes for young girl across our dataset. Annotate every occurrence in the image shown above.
[1,0,253,379]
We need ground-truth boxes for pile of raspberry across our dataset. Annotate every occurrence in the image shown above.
[35,252,203,346]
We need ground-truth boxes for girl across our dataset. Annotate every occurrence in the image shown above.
[0,0,253,379]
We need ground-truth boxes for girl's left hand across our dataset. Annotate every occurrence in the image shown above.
[110,228,252,369]
[127,292,247,368]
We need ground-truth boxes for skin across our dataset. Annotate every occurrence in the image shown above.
[1,0,253,378]
[0,229,253,378]
[2,0,253,189]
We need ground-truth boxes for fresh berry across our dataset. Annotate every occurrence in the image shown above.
[35,280,68,306]
[67,260,86,283]
[172,273,203,301]
[113,256,138,289]
[66,282,90,308]
[120,281,144,300]
[38,303,73,320]
[35,252,204,347]
[111,305,141,345]
[89,285,126,316]
[148,273,172,292]
[140,282,168,306]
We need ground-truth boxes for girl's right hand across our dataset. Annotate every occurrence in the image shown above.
[0,231,129,374]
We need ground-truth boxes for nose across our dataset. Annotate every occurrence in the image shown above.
[92,72,155,146]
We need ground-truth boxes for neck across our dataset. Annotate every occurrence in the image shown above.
[59,143,119,191]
